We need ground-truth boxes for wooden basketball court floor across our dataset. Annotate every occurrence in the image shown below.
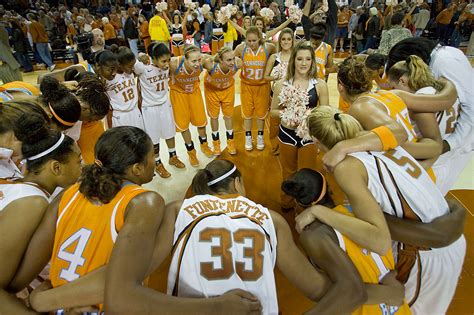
[146,105,474,315]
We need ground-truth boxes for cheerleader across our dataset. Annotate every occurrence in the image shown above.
[168,12,185,57]
[211,11,225,55]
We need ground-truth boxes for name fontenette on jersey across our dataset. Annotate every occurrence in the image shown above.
[184,198,270,225]
[110,78,136,94]
[244,61,266,67]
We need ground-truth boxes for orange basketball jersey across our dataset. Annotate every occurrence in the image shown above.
[332,205,412,315]
[314,42,331,80]
[240,45,269,86]
[204,63,237,90]
[77,120,105,165]
[170,56,202,94]
[50,183,147,287]
[365,90,417,143]
[0,81,40,102]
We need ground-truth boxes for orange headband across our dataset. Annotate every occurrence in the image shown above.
[49,104,76,127]
[312,170,327,205]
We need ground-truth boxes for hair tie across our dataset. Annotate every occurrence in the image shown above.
[94,159,103,168]
[312,170,327,205]
[334,113,341,121]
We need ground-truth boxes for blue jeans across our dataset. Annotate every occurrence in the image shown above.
[128,39,139,57]
[451,28,461,47]
[14,51,33,72]
[364,36,377,50]
[35,42,53,67]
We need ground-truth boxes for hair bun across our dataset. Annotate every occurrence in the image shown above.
[281,180,303,197]
[16,113,49,144]
[40,76,69,103]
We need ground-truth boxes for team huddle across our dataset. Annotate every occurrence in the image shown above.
[0,4,473,314]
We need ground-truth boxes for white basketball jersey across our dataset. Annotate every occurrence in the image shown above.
[134,60,170,107]
[349,147,449,223]
[0,182,49,210]
[416,87,460,141]
[167,194,279,315]
[106,72,138,112]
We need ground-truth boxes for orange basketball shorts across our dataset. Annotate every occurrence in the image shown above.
[240,82,270,120]
[170,88,207,131]
[204,85,235,119]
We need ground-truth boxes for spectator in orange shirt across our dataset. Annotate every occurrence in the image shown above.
[436,2,457,44]
[102,17,117,46]
[27,13,55,71]
[334,6,351,52]
[138,15,151,53]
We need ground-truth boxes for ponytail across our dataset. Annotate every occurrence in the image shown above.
[79,126,153,204]
[307,106,363,149]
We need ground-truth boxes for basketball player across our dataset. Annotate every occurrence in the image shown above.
[309,23,336,81]
[12,127,263,314]
[169,45,214,167]
[285,168,466,314]
[234,27,276,151]
[0,116,81,314]
[202,46,242,156]
[104,47,144,130]
[134,43,186,178]
[271,41,330,209]
[365,54,392,91]
[387,55,468,195]
[264,28,293,155]
[167,159,371,314]
[323,57,458,172]
[300,106,466,314]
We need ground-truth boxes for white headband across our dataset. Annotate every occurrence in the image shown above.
[27,133,65,161]
[207,165,237,186]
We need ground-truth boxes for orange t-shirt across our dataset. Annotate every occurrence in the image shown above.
[103,23,116,40]
[29,21,49,43]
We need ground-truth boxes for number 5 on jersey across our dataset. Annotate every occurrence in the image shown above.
[57,228,92,282]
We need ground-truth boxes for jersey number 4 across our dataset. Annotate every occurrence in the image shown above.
[199,228,264,281]
[58,228,92,282]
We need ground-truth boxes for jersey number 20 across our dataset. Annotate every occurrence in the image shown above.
[200,228,264,281]
[58,228,92,282]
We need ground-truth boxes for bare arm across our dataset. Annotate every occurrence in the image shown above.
[364,271,405,306]
[37,64,86,83]
[229,19,246,37]
[270,80,283,119]
[0,197,49,314]
[298,220,367,315]
[316,79,329,106]
[296,158,392,255]
[401,109,443,164]
[263,54,277,81]
[393,79,457,112]
[383,197,466,248]
[233,43,244,59]
[266,18,293,38]
[323,99,408,172]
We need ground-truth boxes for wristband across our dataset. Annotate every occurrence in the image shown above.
[371,126,398,151]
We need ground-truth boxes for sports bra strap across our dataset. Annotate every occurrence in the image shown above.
[210,63,218,75]
[176,57,185,75]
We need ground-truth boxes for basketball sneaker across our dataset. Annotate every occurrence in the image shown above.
[187,149,199,167]
[226,139,237,155]
[245,136,253,151]
[213,140,221,156]
[155,163,171,178]
[257,135,265,150]
[200,143,214,158]
[169,155,185,169]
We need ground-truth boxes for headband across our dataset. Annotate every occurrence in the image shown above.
[49,104,76,127]
[207,165,237,186]
[27,133,65,161]
[312,170,327,205]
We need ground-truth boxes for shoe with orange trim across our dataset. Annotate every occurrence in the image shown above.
[155,163,171,178]
[200,143,214,158]
[169,155,185,169]
[187,149,199,167]
[226,139,237,155]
